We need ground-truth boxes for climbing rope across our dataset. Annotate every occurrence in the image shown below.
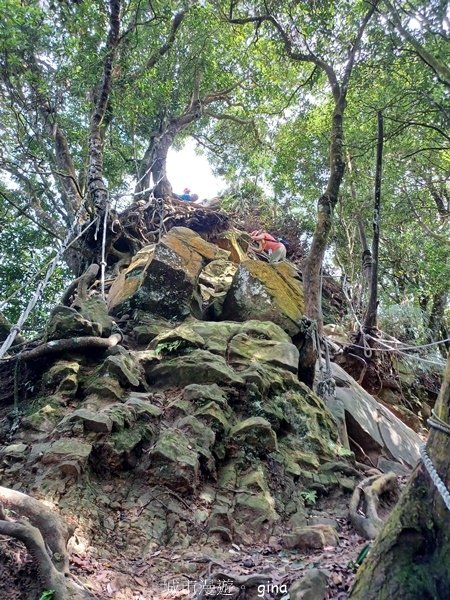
[418,412,450,512]
[420,444,450,512]
[314,267,336,403]
[428,409,450,437]
[100,194,110,300]
[367,334,450,353]
[0,206,97,359]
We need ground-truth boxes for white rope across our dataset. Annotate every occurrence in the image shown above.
[0,210,96,359]
[100,194,110,300]
[367,334,450,352]
[420,444,450,512]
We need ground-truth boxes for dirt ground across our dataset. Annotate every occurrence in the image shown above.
[0,488,394,600]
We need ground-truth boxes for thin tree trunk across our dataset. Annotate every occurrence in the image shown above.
[303,98,346,332]
[349,352,450,599]
[87,0,121,212]
[428,290,448,343]
[347,152,373,308]
[363,111,383,332]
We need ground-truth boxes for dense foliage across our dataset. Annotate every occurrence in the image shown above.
[0,0,448,340]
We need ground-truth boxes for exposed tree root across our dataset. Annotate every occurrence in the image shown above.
[0,486,71,573]
[61,263,100,305]
[20,333,122,362]
[0,487,95,599]
[349,472,398,540]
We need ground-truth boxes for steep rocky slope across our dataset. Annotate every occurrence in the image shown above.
[0,224,421,599]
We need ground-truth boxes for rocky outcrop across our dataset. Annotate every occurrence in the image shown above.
[327,363,421,468]
[108,227,228,318]
[5,308,345,548]
[221,260,305,337]
[1,224,418,566]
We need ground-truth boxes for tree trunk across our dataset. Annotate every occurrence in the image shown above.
[303,98,346,332]
[428,290,448,343]
[363,111,383,332]
[350,352,450,599]
[135,130,175,199]
[151,132,175,198]
[87,0,121,212]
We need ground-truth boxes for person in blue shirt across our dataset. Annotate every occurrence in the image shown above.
[179,188,191,201]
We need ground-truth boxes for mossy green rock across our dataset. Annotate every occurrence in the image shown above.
[41,438,92,476]
[98,353,141,388]
[91,423,152,473]
[42,360,80,396]
[183,383,228,407]
[67,408,113,433]
[72,297,113,337]
[46,305,100,340]
[229,417,278,453]
[144,349,245,388]
[221,260,305,337]
[147,429,200,493]
[195,401,230,436]
[228,333,299,374]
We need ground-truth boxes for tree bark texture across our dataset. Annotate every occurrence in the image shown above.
[350,353,450,599]
[363,111,383,332]
[87,0,121,211]
[428,291,448,340]
[303,102,346,331]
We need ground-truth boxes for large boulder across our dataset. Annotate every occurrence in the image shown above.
[221,260,305,337]
[108,227,229,318]
[328,363,421,468]
[212,229,249,263]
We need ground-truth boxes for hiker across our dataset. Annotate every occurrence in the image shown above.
[178,188,198,202]
[250,230,287,263]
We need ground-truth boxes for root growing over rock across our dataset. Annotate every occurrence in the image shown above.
[0,487,94,600]
[349,472,398,539]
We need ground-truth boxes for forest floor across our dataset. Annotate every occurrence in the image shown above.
[0,483,404,600]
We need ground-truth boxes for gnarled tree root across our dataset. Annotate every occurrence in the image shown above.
[20,333,122,362]
[0,487,95,599]
[349,472,398,539]
[61,263,100,306]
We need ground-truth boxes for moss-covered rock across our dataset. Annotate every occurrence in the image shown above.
[147,429,200,493]
[229,417,278,453]
[228,333,299,374]
[98,351,142,388]
[40,438,92,477]
[183,383,229,407]
[282,524,339,550]
[42,360,80,396]
[66,408,113,433]
[72,297,114,337]
[233,467,279,541]
[143,349,245,388]
[195,401,231,436]
[108,227,228,319]
[221,260,305,336]
[46,305,100,340]
[91,422,153,473]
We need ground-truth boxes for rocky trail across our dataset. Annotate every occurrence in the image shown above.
[0,201,437,599]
